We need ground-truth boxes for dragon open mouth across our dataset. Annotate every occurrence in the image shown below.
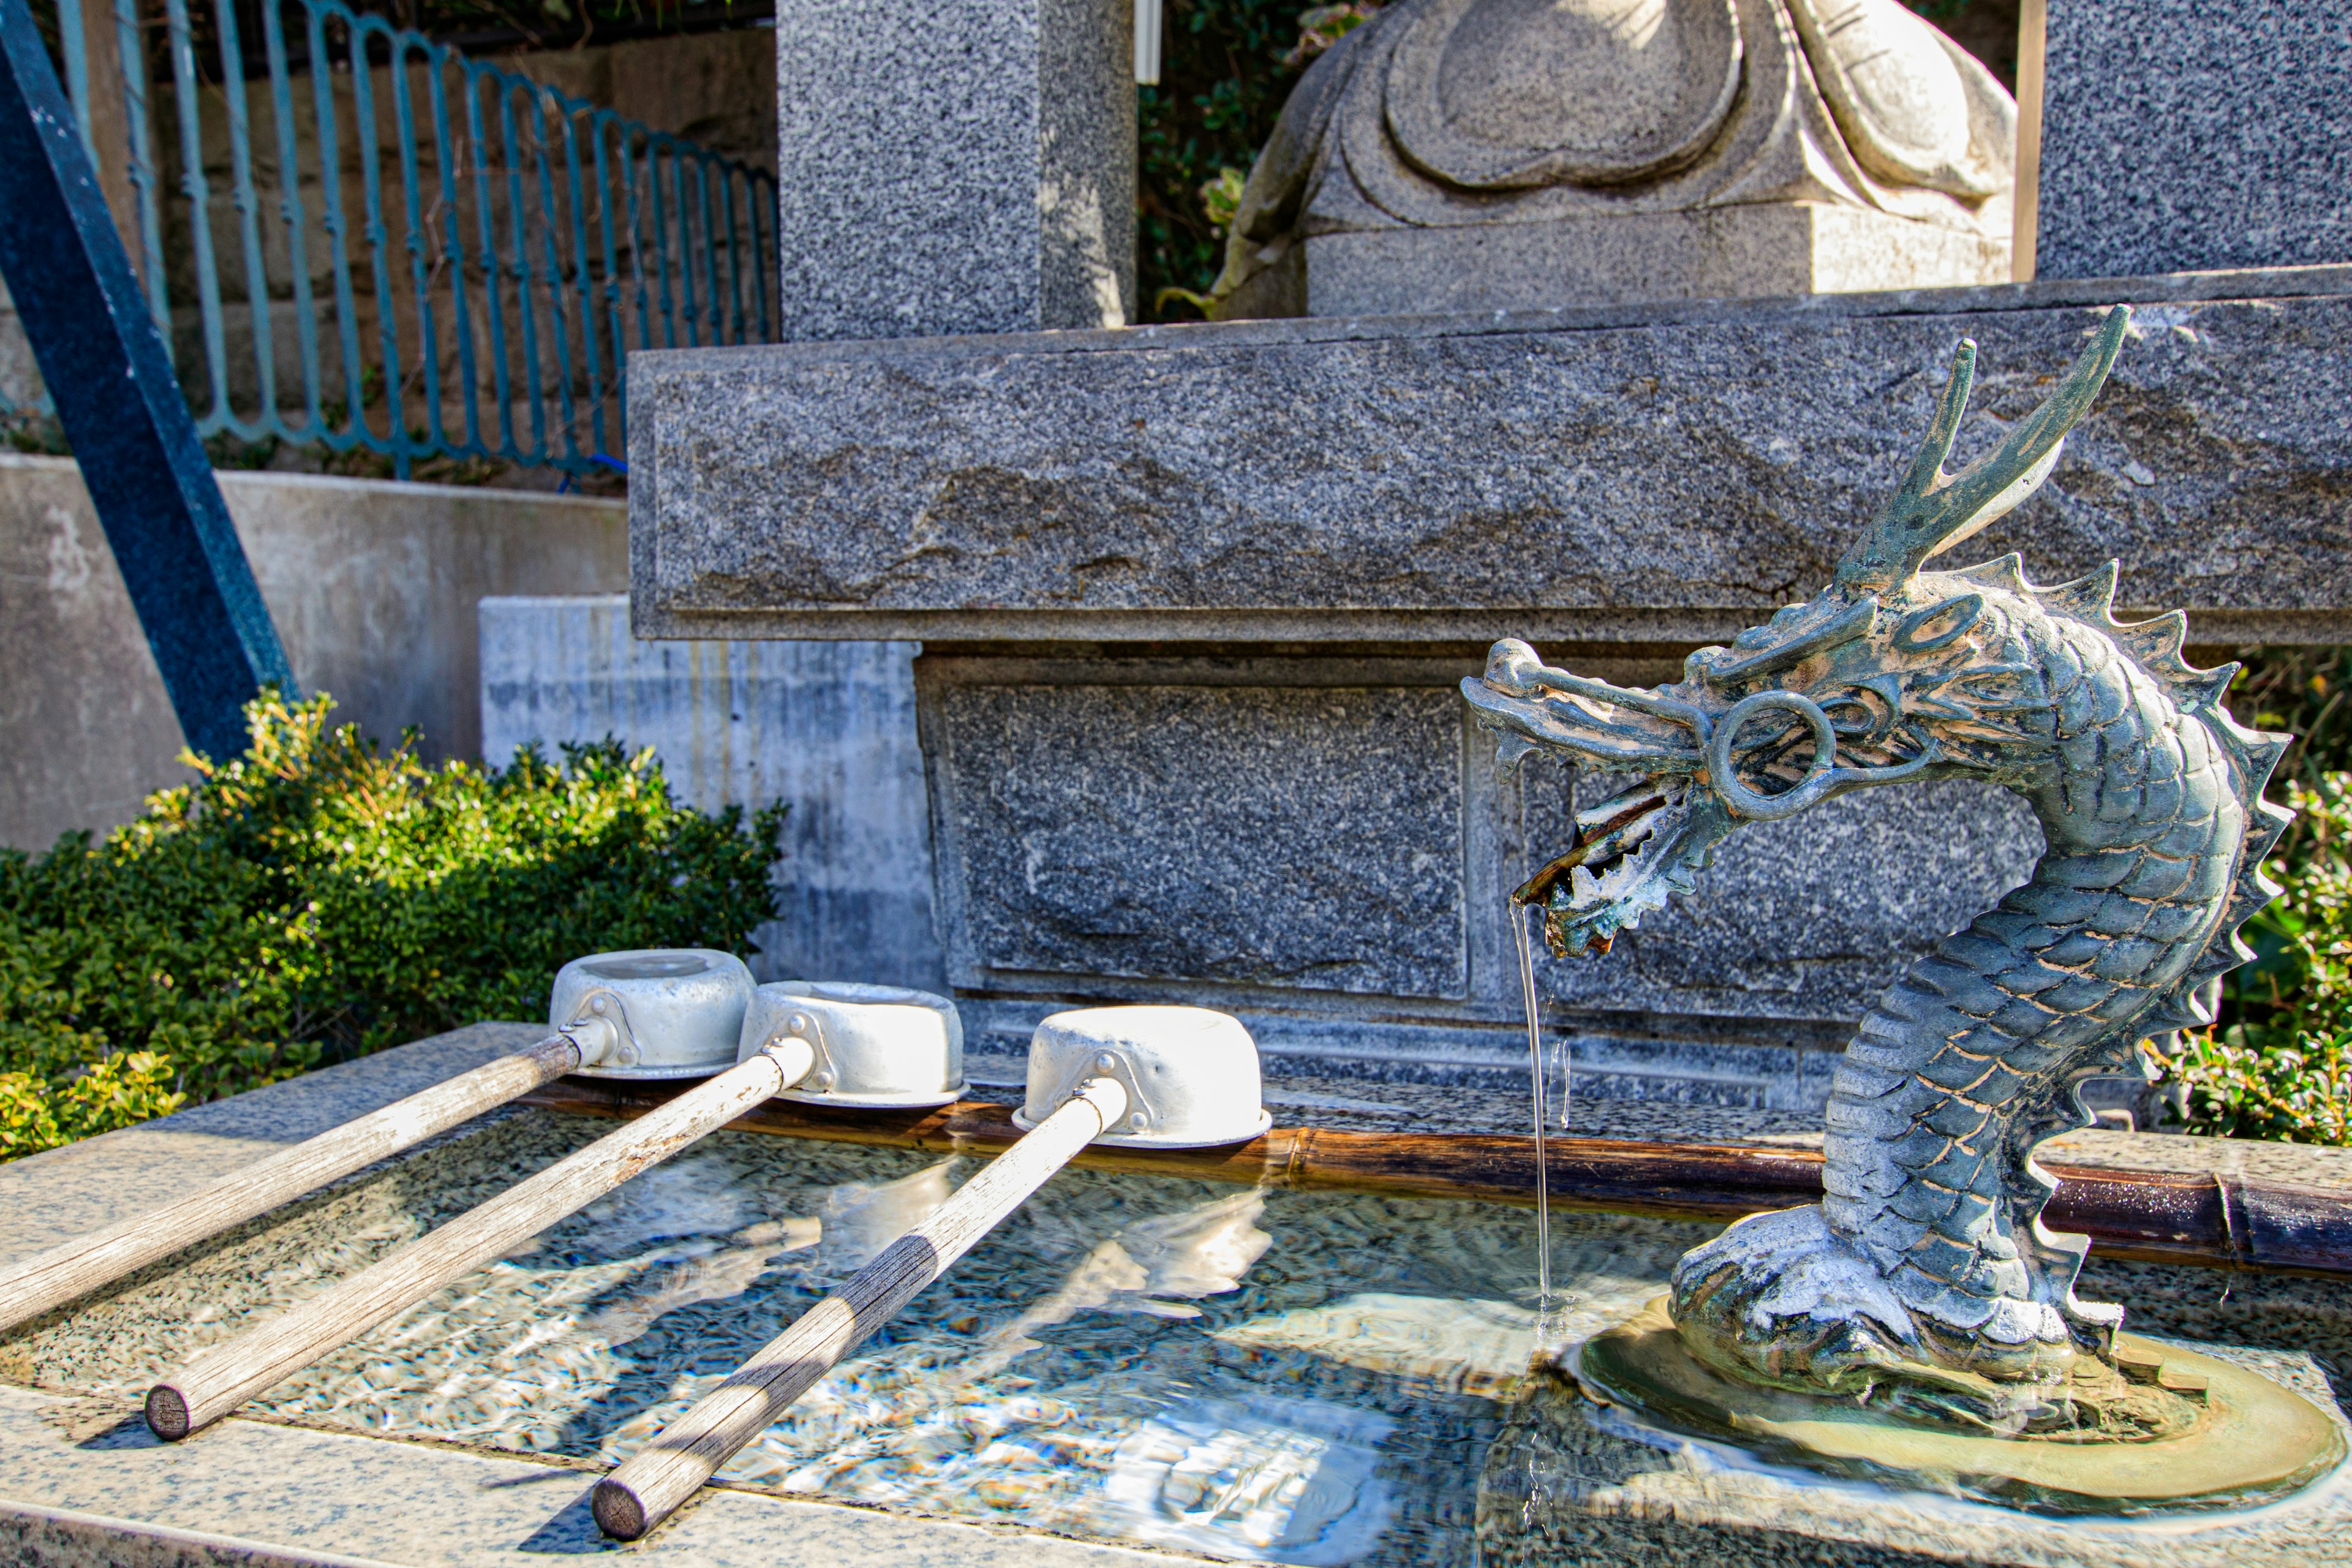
[1518,780,1680,925]
[1461,638,1735,959]
[1464,605,1950,959]
[1513,776,1725,957]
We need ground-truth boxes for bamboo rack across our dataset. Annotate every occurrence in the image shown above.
[519,1076,2352,1281]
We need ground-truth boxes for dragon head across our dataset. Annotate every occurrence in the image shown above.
[1466,307,2133,957]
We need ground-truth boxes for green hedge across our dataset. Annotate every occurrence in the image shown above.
[2173,651,2352,1144]
[0,694,783,1160]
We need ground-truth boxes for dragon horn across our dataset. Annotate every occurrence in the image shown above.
[1836,304,2132,592]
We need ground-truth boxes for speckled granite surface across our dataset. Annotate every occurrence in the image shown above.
[0,1384,1207,1566]
[0,1023,547,1268]
[1,1022,2347,1567]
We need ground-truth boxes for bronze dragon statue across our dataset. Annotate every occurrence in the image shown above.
[1463,306,2294,1436]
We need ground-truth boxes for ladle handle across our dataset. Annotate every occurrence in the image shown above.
[0,1033,582,1337]
[592,1076,1131,1541]
[145,1044,808,1441]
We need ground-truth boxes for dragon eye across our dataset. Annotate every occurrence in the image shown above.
[1893,593,1985,653]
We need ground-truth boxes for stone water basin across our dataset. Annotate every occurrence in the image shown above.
[1,1024,2348,1567]
[3,1106,1698,1566]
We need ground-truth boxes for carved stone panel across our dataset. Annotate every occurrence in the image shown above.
[919,660,1473,1002]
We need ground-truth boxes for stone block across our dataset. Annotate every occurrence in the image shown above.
[1294,206,2010,318]
[772,0,1135,340]
[631,268,2352,646]
[922,668,1472,1000]
[1526,767,2046,1025]
[480,595,946,992]
[2037,0,2352,277]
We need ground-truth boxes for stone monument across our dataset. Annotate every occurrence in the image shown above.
[1210,0,2016,318]
[1462,306,2343,1507]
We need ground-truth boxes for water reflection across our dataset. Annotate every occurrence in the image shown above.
[9,1117,1714,1566]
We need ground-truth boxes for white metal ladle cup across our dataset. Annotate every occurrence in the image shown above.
[741,981,967,1108]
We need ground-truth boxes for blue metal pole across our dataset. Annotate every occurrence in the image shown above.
[0,0,296,761]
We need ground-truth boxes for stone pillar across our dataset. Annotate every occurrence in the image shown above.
[773,0,1136,339]
[753,0,1136,983]
[2035,1,2352,277]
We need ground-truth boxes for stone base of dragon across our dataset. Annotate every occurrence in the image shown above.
[1464,306,2296,1446]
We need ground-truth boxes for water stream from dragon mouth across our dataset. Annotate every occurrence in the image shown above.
[1512,900,1571,1355]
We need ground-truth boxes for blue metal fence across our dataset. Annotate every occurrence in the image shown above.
[18,0,775,476]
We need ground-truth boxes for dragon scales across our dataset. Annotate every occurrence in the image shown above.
[1463,306,2293,1429]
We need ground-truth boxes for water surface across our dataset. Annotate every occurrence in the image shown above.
[7,1112,1716,1564]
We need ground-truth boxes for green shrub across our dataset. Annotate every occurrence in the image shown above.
[2169,651,2352,1144]
[0,693,783,1160]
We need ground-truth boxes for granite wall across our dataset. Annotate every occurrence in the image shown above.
[633,271,2352,647]
[2037,0,2352,278]
[480,595,946,993]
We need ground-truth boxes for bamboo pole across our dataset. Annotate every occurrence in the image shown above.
[145,1042,812,1441]
[521,1077,2352,1283]
[0,1032,582,1336]
[592,1076,1131,1541]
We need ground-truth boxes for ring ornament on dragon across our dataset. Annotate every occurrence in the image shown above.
[1462,304,2345,1512]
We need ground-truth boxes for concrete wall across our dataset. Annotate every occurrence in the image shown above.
[0,456,624,850]
[478,596,946,993]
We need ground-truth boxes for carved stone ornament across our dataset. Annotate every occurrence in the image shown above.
[1213,0,2017,318]
[1463,307,2347,1509]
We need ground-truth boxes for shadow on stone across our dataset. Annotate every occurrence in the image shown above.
[512,1487,617,1554]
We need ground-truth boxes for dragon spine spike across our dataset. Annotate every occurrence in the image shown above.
[2242,732,2293,783]
[2112,609,2191,673]
[1837,306,2133,593]
[2147,981,2220,1032]
[2174,663,2240,710]
[2034,560,2122,620]
[1949,552,2030,594]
